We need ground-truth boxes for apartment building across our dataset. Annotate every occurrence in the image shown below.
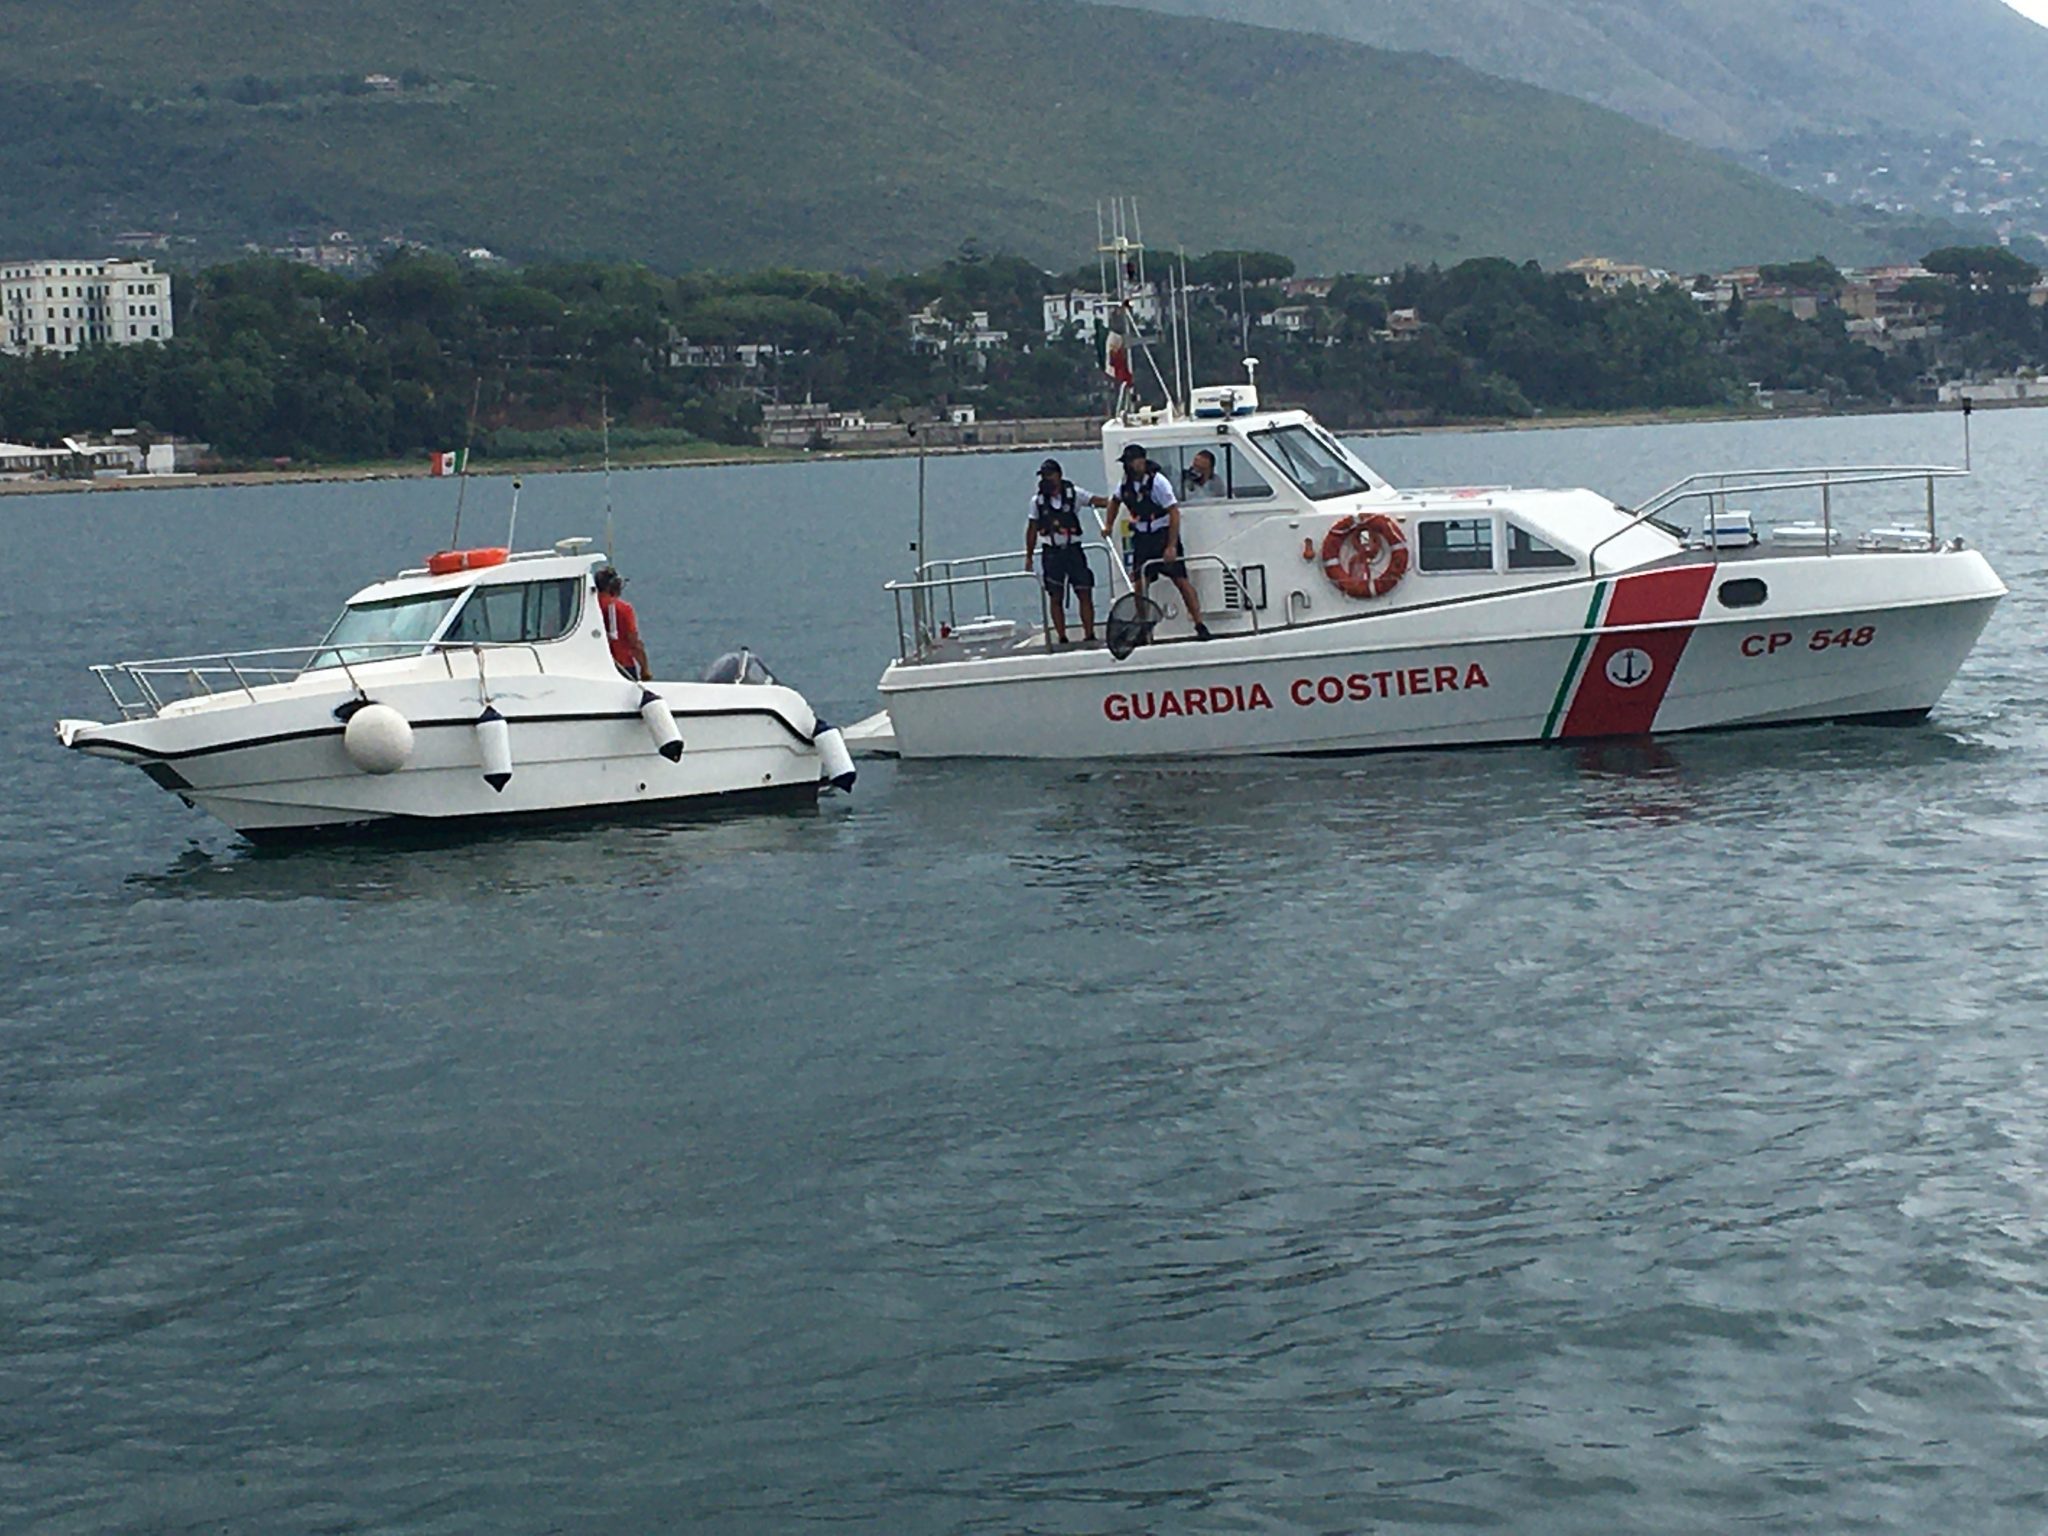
[1,258,174,355]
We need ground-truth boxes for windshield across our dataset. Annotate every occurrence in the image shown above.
[304,592,459,670]
[1251,425,1372,501]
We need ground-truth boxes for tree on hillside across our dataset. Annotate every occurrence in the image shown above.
[1924,245,2042,290]
[1895,276,1951,311]
[1758,256,1846,294]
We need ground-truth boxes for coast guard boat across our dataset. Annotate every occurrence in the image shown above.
[866,378,2003,758]
[57,539,854,843]
[867,379,2003,758]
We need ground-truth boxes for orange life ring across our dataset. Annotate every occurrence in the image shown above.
[426,547,510,575]
[1320,514,1408,600]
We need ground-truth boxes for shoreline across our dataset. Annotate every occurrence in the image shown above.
[1,396,2027,496]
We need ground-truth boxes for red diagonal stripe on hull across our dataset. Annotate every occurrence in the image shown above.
[1559,565,1715,739]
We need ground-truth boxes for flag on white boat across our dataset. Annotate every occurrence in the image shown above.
[1104,329,1133,387]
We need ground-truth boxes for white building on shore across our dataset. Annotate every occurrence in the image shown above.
[1,258,174,356]
[1043,285,1161,343]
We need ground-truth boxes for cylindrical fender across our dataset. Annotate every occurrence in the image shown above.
[475,705,513,792]
[814,720,856,793]
[639,689,685,762]
[342,702,413,774]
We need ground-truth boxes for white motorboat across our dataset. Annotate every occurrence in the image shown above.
[57,539,855,843]
[866,379,2005,761]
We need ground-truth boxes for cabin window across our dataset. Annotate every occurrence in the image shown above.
[1249,425,1370,501]
[306,591,461,669]
[1158,443,1273,503]
[1718,578,1768,608]
[1507,524,1574,570]
[444,578,583,645]
[1418,518,1495,573]
[1223,446,1274,501]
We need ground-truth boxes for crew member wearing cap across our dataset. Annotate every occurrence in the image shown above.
[1023,457,1111,646]
[1111,443,1210,639]
[594,565,652,680]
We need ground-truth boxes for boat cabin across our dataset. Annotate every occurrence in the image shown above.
[313,543,610,671]
[81,540,625,724]
[1094,384,1686,640]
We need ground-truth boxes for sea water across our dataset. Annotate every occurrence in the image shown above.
[6,409,2048,1533]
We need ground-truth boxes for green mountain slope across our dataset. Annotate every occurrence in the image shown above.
[1110,0,2048,151]
[0,0,1909,272]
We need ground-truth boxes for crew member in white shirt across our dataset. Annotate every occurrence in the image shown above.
[1110,442,1210,639]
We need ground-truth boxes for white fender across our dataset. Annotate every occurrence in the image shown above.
[475,705,513,792]
[814,720,856,793]
[343,703,414,774]
[639,689,684,762]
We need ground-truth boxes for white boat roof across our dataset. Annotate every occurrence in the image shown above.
[1100,382,1681,570]
[346,546,606,606]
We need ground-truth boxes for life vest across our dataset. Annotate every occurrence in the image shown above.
[1120,470,1174,535]
[1033,481,1085,546]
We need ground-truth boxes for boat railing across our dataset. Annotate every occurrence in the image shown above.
[885,542,1257,660]
[1594,464,1966,571]
[887,540,1125,659]
[92,640,551,719]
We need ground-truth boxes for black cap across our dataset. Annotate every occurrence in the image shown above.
[1038,457,1062,475]
[1119,442,1148,463]
[594,565,625,592]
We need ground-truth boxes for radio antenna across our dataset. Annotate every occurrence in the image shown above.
[601,384,616,561]
[1168,262,1184,410]
[1237,253,1249,355]
[449,376,482,548]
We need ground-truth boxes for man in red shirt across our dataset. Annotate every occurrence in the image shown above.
[594,566,652,680]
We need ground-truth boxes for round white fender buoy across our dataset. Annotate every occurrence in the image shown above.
[814,720,856,793]
[343,702,414,775]
[475,705,513,793]
[639,689,685,762]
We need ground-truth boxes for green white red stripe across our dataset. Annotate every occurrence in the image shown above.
[1542,565,1717,739]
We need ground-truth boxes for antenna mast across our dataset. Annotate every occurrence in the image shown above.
[449,376,482,548]
[1168,261,1185,410]
[1101,196,1174,414]
[601,384,616,561]
[1237,253,1249,355]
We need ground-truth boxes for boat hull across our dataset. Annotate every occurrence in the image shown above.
[235,778,822,847]
[64,674,826,839]
[878,553,2004,758]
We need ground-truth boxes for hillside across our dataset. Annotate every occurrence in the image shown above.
[0,0,1912,274]
[1112,0,2048,152]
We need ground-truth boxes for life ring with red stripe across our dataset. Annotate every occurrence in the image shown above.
[426,547,510,575]
[1320,514,1408,600]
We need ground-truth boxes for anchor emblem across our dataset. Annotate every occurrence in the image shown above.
[1605,647,1654,689]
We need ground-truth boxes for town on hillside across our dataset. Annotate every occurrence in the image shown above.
[4,242,2047,478]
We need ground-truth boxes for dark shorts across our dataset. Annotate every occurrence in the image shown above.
[1131,533,1187,584]
[1040,543,1094,599]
